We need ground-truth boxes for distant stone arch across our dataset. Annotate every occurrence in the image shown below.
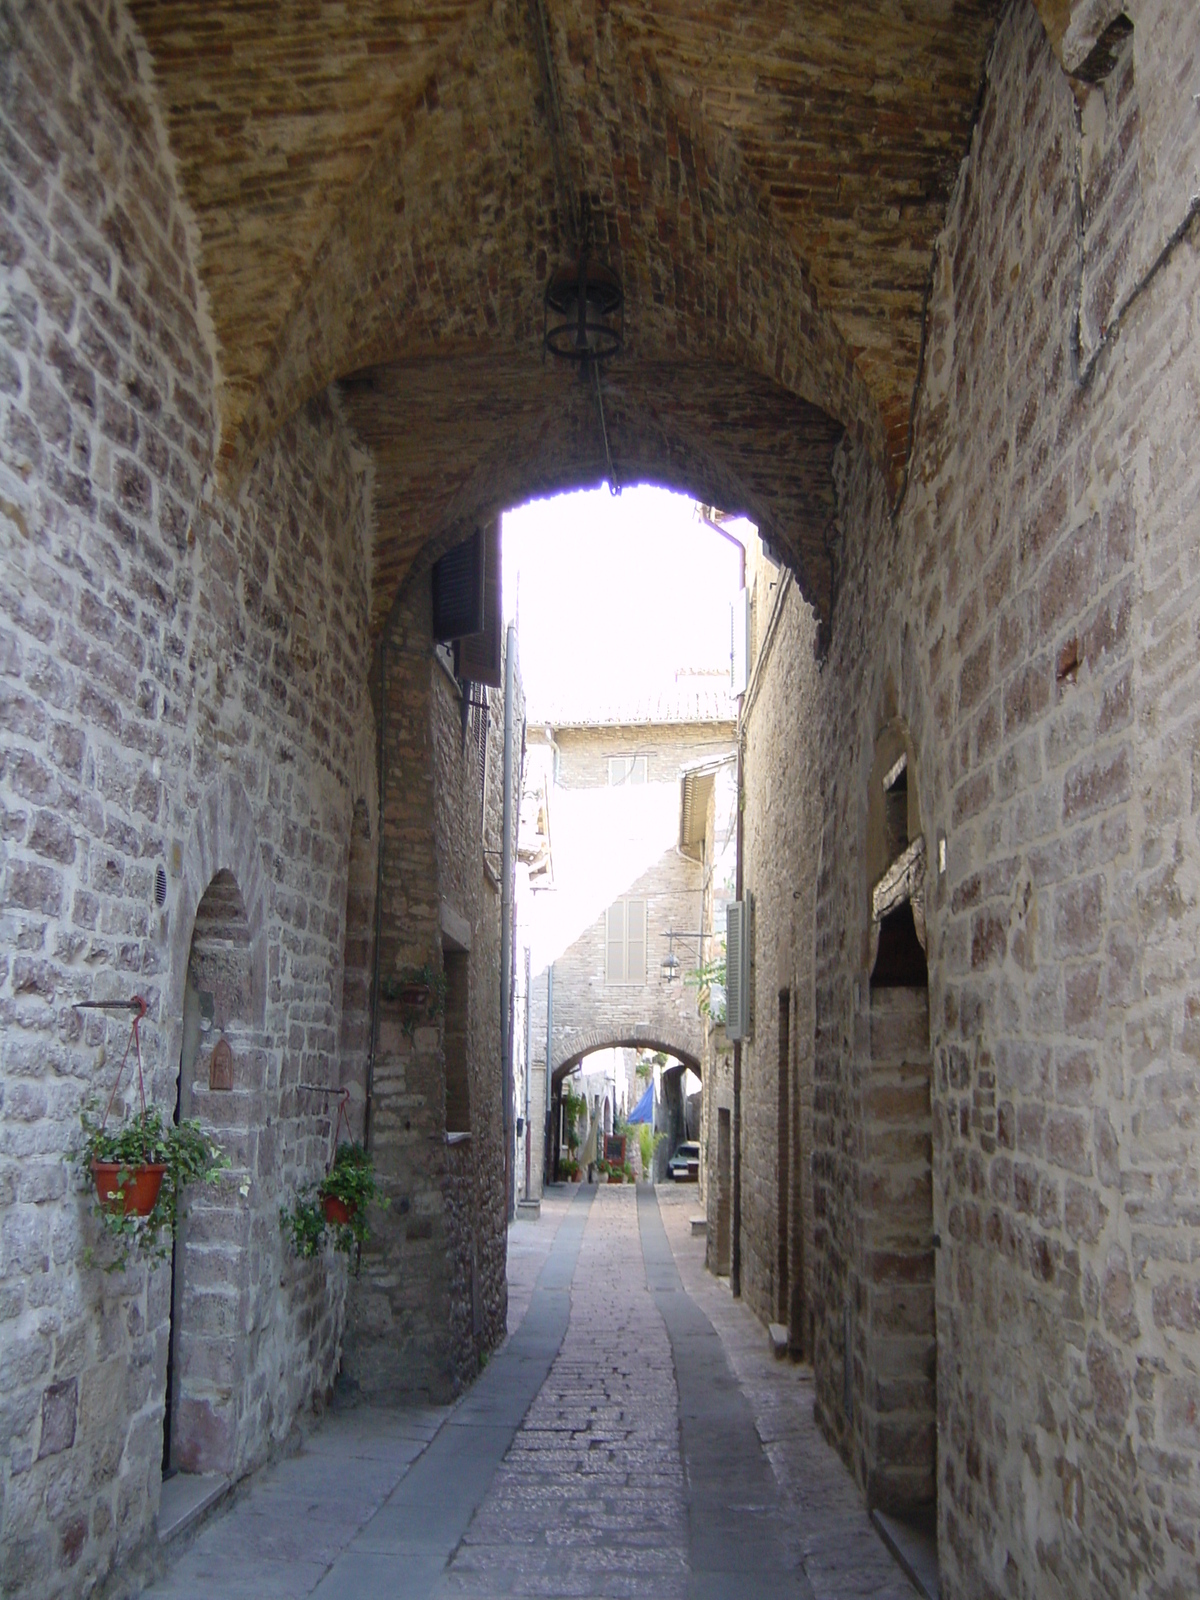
[551,1029,701,1088]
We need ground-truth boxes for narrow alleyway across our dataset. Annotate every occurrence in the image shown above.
[142,1189,919,1600]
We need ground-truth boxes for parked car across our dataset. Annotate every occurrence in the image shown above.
[668,1141,700,1182]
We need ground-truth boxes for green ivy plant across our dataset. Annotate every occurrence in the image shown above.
[77,1104,229,1272]
[686,944,727,1024]
[281,1141,386,1263]
[561,1085,586,1150]
[381,963,448,1040]
[637,1124,667,1177]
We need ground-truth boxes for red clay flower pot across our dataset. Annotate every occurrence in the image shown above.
[322,1194,357,1226]
[91,1161,167,1216]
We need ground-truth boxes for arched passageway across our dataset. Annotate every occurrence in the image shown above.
[7,5,1200,1599]
[548,1036,700,1185]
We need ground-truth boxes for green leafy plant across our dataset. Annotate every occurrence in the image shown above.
[281,1141,386,1262]
[77,1104,229,1272]
[561,1086,586,1151]
[637,1124,667,1177]
[687,944,727,1023]
[381,962,448,1040]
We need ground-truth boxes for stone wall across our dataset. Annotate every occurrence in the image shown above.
[342,575,517,1401]
[736,544,821,1354]
[0,5,375,1595]
[806,1,1200,1593]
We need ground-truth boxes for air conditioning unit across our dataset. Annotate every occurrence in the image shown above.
[725,899,750,1040]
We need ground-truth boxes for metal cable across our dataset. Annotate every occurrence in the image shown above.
[526,0,580,247]
[592,357,620,495]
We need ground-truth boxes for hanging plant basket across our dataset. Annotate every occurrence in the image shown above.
[91,1160,167,1217]
[73,995,229,1270]
[281,1098,386,1265]
[322,1193,356,1227]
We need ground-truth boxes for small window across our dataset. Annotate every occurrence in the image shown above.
[608,755,647,786]
[605,899,646,984]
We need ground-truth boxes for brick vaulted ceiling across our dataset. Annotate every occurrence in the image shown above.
[131,0,1005,627]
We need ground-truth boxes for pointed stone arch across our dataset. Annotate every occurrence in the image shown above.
[168,775,269,1032]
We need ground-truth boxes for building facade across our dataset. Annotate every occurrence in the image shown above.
[524,690,736,1184]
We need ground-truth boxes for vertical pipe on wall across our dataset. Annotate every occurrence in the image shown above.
[501,623,516,1220]
[546,963,554,1182]
[731,726,744,1298]
[364,633,387,1151]
[524,945,533,1200]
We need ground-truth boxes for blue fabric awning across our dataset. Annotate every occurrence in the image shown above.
[627,1082,653,1124]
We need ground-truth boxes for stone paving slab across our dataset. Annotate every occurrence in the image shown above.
[141,1406,450,1600]
[438,1185,688,1600]
[654,1185,918,1600]
[637,1184,814,1600]
[141,1184,918,1600]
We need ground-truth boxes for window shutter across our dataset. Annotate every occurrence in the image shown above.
[432,528,485,641]
[606,902,625,983]
[726,899,749,1038]
[627,899,646,983]
[455,518,502,687]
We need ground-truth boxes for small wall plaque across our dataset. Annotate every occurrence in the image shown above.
[209,1037,234,1092]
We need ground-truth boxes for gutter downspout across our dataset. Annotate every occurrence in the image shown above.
[524,945,533,1200]
[501,623,516,1221]
[731,726,744,1298]
[701,507,747,1300]
[546,963,554,1183]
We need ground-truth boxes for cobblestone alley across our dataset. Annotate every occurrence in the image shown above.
[139,1186,919,1600]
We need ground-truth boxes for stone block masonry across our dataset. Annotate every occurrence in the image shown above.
[0,5,374,1596]
[341,570,518,1402]
[736,546,822,1358]
[804,2,1200,1594]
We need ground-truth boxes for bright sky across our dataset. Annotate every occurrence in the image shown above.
[502,485,750,714]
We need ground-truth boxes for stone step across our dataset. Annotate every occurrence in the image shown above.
[870,1509,941,1599]
[690,1215,706,1236]
[157,1472,230,1544]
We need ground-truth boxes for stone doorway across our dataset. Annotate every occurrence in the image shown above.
[164,869,256,1478]
[860,727,937,1516]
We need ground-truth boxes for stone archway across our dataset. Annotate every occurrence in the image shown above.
[162,777,270,1478]
[549,1034,701,1185]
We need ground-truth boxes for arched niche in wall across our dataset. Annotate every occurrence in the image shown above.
[856,717,937,1516]
[163,776,269,1479]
